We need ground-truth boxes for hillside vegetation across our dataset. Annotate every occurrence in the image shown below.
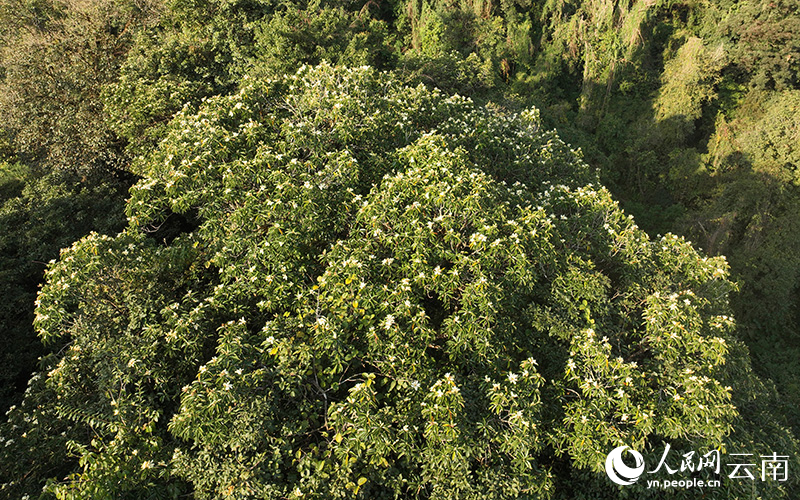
[1,0,798,498]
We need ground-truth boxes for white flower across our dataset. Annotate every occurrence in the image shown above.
[508,373,518,384]
[410,380,420,390]
[383,315,395,330]
[470,232,488,245]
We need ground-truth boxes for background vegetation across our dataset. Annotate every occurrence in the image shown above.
[1,0,798,498]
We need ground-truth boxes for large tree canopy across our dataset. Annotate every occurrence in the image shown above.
[1,65,796,499]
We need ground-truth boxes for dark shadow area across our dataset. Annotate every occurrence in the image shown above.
[142,209,202,246]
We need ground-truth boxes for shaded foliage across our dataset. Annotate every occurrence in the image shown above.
[0,164,127,415]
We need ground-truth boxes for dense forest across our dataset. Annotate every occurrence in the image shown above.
[0,0,798,498]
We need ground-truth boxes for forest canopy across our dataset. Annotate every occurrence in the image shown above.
[1,62,796,500]
[1,0,799,498]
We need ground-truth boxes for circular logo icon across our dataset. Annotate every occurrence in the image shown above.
[605,445,645,486]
